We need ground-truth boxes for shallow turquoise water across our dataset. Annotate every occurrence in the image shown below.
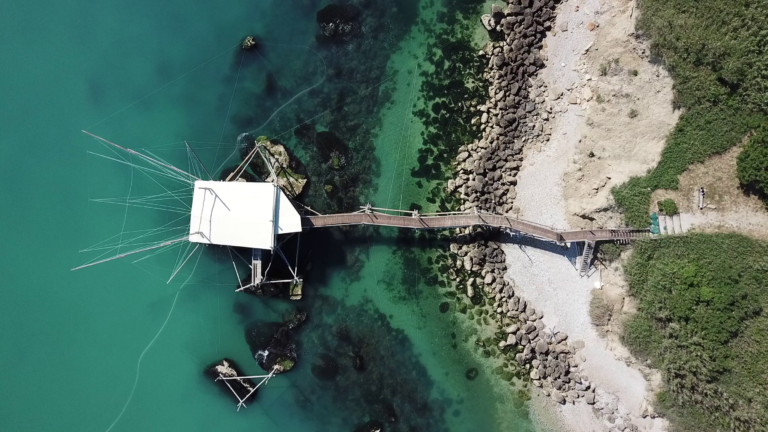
[0,1,536,431]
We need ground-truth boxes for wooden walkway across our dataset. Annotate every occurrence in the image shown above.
[301,211,650,243]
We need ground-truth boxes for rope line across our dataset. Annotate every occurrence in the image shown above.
[103,248,202,432]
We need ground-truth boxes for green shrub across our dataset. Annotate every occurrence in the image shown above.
[624,235,768,431]
[737,127,768,200]
[596,242,623,263]
[613,108,763,227]
[658,198,678,215]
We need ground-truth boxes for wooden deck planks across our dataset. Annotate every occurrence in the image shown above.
[301,213,649,242]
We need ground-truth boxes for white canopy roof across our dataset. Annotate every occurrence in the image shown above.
[188,180,302,250]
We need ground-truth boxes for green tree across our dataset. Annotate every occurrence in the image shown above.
[737,128,768,199]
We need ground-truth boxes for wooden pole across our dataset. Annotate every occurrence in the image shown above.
[72,237,188,270]
[185,141,213,180]
[83,131,200,181]
[225,145,258,182]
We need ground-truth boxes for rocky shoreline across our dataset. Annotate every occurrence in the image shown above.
[444,0,641,427]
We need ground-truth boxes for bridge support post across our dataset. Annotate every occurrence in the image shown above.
[578,241,595,277]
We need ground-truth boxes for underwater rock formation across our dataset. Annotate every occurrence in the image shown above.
[465,367,479,381]
[205,358,259,403]
[316,4,361,41]
[314,131,350,169]
[249,309,308,374]
[298,296,449,432]
[228,0,418,215]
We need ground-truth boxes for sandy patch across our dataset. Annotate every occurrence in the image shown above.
[559,0,679,230]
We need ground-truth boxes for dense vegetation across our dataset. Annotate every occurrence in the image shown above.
[612,0,768,227]
[657,198,678,215]
[624,235,768,431]
[737,126,768,202]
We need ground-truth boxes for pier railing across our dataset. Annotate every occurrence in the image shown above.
[300,207,649,243]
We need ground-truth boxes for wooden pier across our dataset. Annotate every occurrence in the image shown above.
[301,207,650,243]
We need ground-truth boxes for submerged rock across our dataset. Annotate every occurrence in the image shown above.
[299,296,446,431]
[242,35,257,50]
[352,354,366,371]
[317,4,361,41]
[311,352,340,381]
[465,367,479,380]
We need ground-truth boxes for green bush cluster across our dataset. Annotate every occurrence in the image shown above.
[611,0,768,227]
[623,235,768,431]
[658,198,678,215]
[737,126,768,202]
[596,242,623,264]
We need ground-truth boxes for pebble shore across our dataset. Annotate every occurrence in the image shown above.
[444,2,645,430]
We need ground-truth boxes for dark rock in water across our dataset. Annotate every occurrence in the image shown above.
[314,131,350,168]
[335,323,353,343]
[465,367,479,381]
[317,4,361,41]
[352,353,366,371]
[251,310,308,374]
[311,352,340,381]
[439,302,450,313]
[381,402,398,423]
[205,358,259,403]
[241,35,257,50]
[353,420,383,432]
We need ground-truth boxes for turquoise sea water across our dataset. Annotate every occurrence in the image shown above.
[0,1,537,431]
